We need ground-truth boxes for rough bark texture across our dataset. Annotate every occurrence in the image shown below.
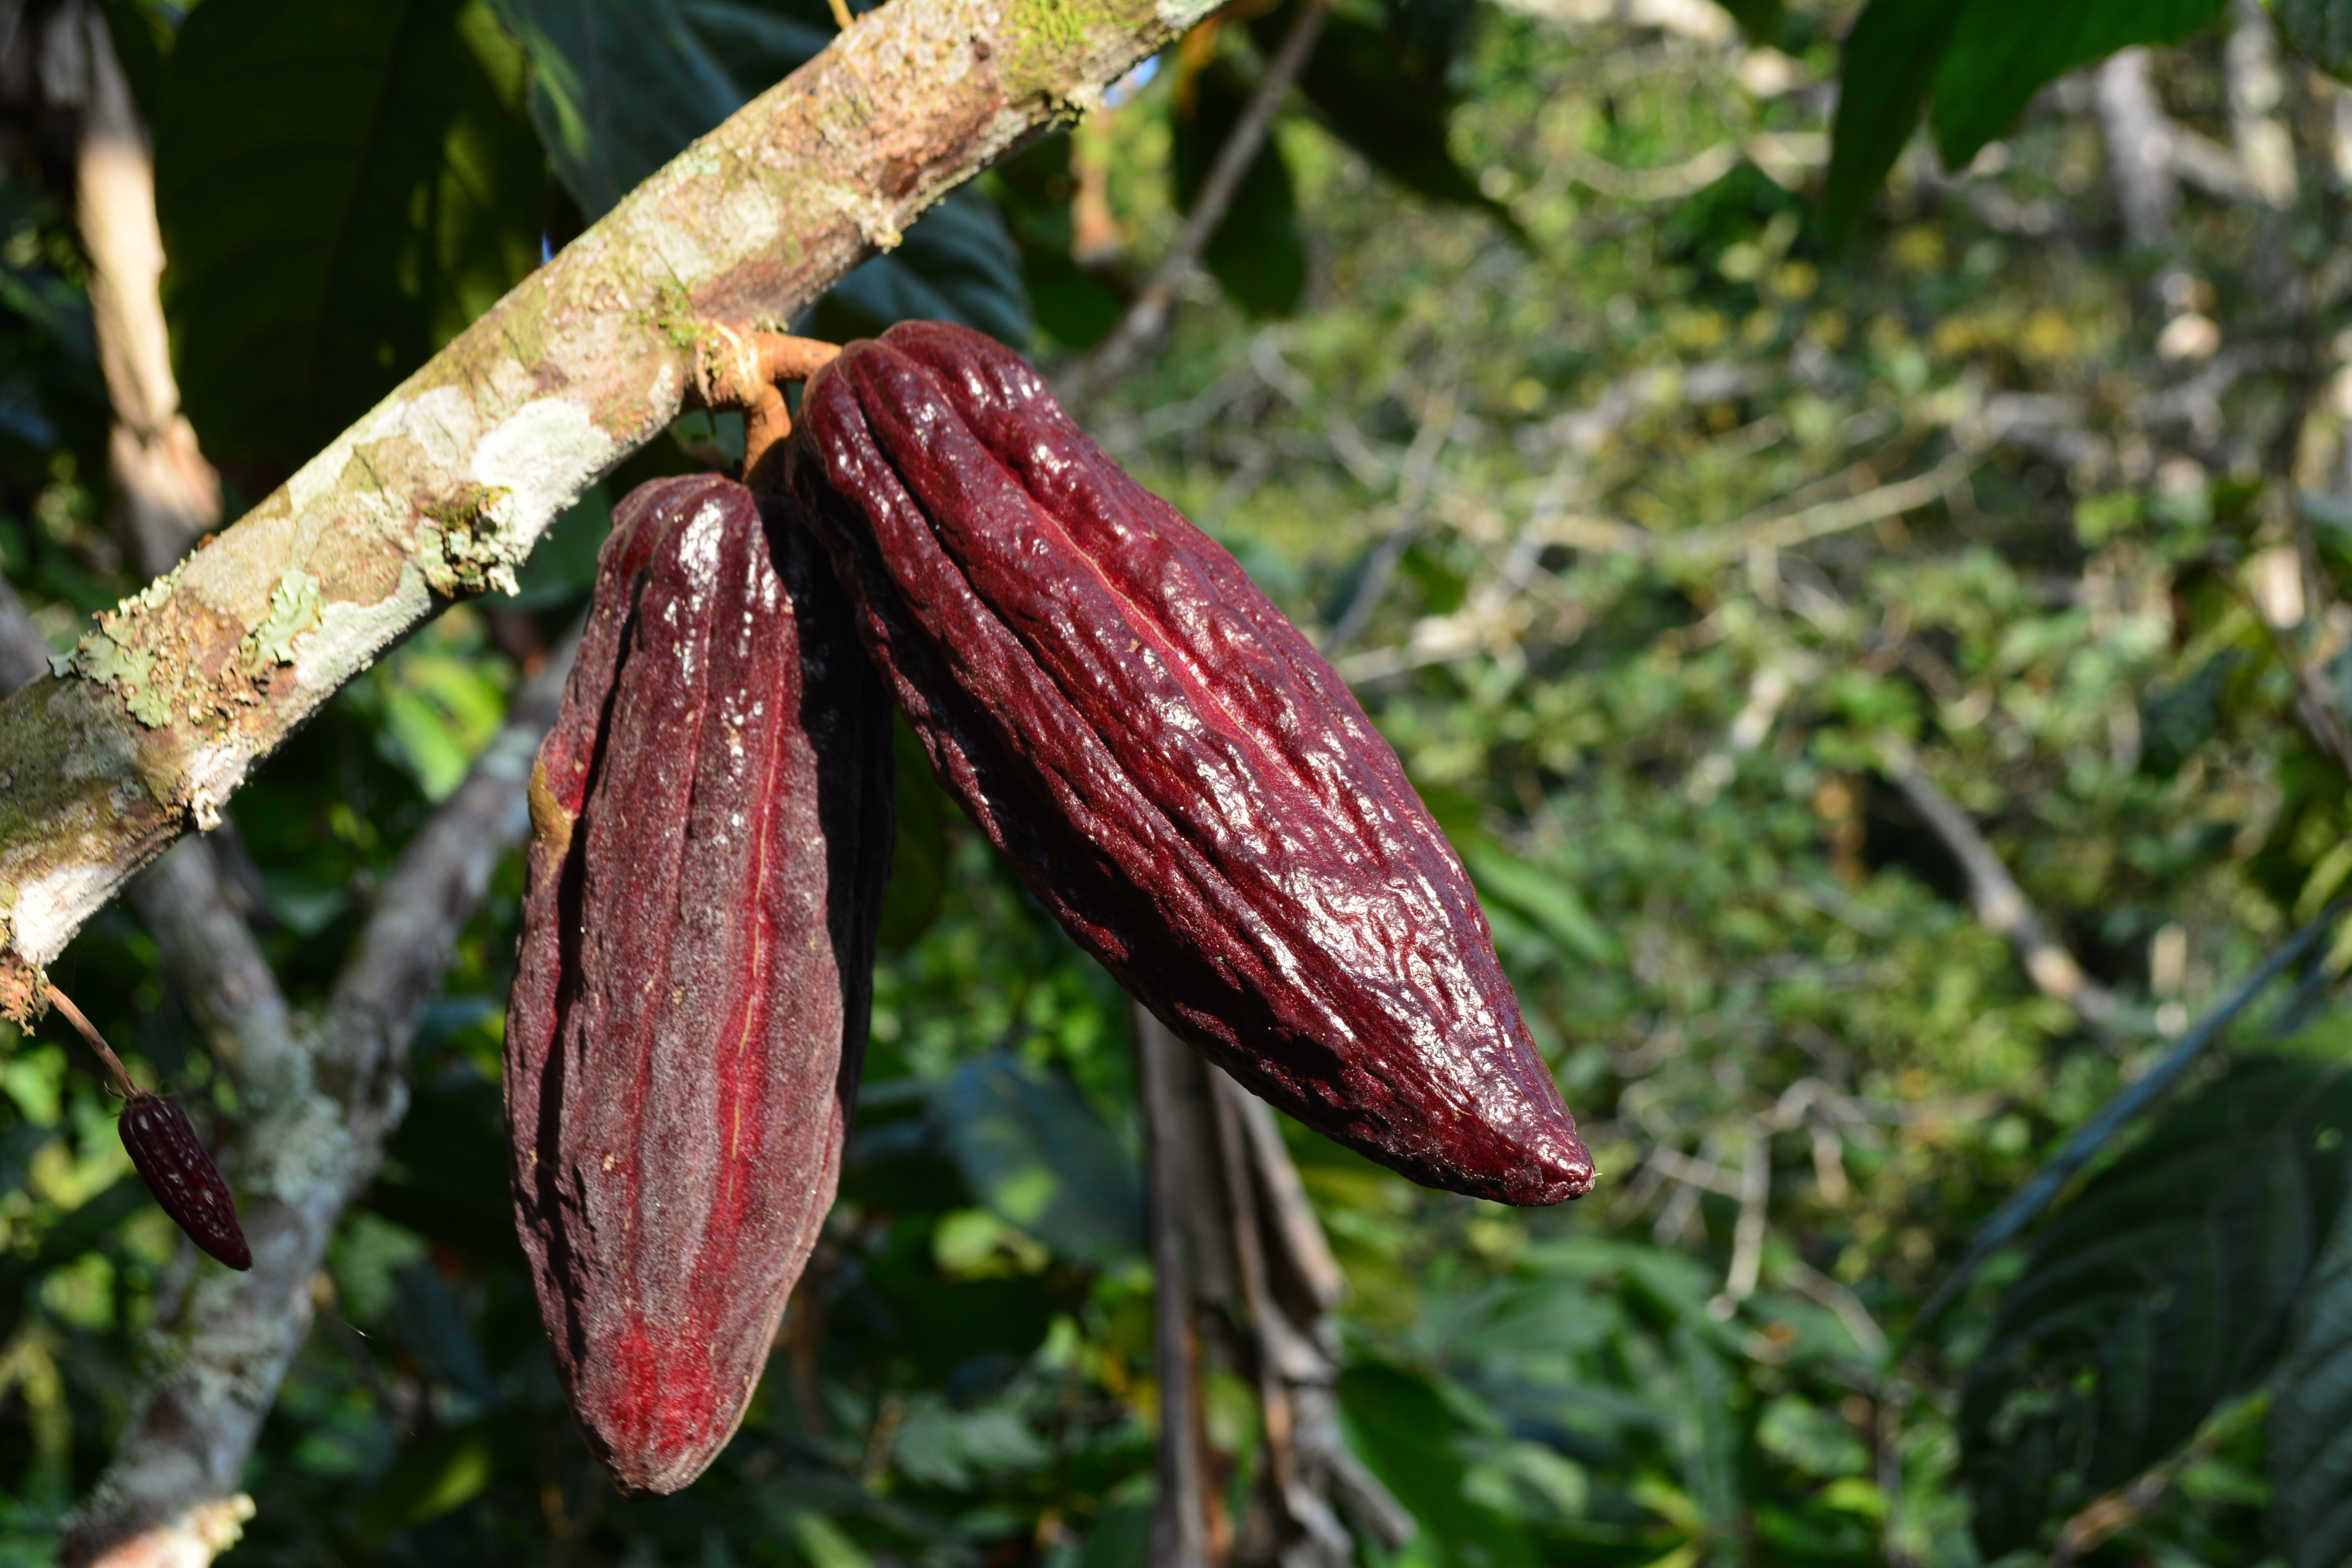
[507,476,893,1496]
[0,0,1221,1014]
[789,323,1593,1205]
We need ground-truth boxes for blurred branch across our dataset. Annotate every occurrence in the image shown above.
[1061,0,1334,407]
[1134,1006,1410,1566]
[2097,49,2180,247]
[0,575,51,691]
[1874,735,2138,1046]
[71,4,220,571]
[61,632,577,1568]
[1137,1006,1214,1568]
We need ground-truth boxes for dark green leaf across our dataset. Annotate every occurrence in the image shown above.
[365,1071,520,1265]
[1960,1054,2352,1556]
[815,189,1033,347]
[2279,0,2352,79]
[1249,1,1517,234]
[1711,0,1783,46]
[95,0,174,125]
[2272,1197,2352,1568]
[1929,0,2227,169]
[936,1053,1144,1269]
[487,0,743,218]
[1172,60,1307,319]
[1338,1361,1536,1567]
[1822,0,1967,242]
[1920,906,2344,1327]
[1380,0,1481,87]
[357,1421,499,1538]
[157,0,544,468]
[391,1261,497,1402]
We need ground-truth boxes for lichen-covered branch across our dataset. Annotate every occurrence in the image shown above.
[60,637,578,1568]
[0,0,1220,1015]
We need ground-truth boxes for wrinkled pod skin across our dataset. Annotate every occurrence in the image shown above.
[505,475,894,1496]
[784,322,1592,1206]
[119,1093,251,1270]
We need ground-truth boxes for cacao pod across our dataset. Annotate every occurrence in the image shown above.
[119,1092,250,1270]
[505,474,894,1496]
[782,322,1592,1206]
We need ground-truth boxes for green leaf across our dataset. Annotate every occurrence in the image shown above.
[1338,1361,1537,1567]
[487,0,759,217]
[1249,0,1517,234]
[1959,1054,2352,1557]
[1821,0,1968,242]
[986,135,1128,350]
[1711,0,1783,45]
[936,1053,1144,1269]
[95,0,174,125]
[813,189,1033,347]
[1172,59,1307,319]
[157,0,544,468]
[1929,0,2227,169]
[357,1421,499,1538]
[2281,0,2352,78]
[2272,1198,2352,1568]
[1463,846,1622,965]
[365,1071,519,1265]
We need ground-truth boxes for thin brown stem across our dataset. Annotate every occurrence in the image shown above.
[41,981,136,1100]
[695,326,842,487]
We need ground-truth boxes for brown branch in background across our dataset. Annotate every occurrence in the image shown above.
[1134,1006,1411,1567]
[1061,0,1334,408]
[72,5,220,570]
[1875,736,2138,1045]
[2096,49,2181,249]
[60,631,578,1568]
[1136,1006,1214,1568]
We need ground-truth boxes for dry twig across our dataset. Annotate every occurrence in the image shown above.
[1875,735,2139,1045]
[1061,0,1334,406]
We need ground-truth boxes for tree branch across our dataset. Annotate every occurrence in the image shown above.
[0,0,1225,1015]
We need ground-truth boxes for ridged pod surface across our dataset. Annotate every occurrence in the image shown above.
[119,1093,250,1270]
[784,322,1592,1206]
[505,474,893,1496]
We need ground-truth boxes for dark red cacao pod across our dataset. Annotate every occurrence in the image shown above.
[505,474,894,1496]
[782,322,1593,1207]
[119,1093,251,1270]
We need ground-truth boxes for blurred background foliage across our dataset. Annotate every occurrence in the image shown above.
[7,0,2352,1564]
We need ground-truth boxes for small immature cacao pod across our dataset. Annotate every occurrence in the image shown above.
[784,322,1593,1206]
[119,1093,251,1270]
[505,474,894,1496]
